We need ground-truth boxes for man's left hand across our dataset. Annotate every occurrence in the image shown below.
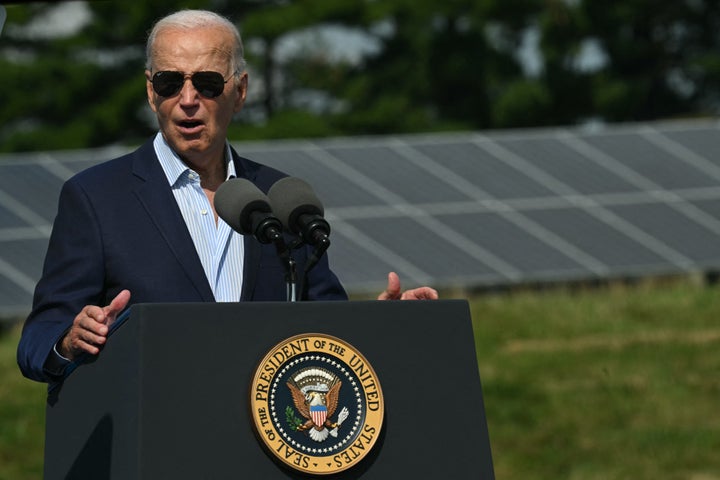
[377,272,439,300]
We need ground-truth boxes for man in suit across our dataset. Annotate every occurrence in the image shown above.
[17,10,437,383]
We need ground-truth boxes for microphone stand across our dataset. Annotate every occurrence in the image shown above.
[273,235,297,302]
[300,236,330,301]
[256,216,298,302]
[285,256,298,302]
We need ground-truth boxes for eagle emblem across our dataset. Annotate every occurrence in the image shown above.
[286,367,350,442]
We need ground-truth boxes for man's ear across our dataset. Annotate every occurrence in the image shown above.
[234,72,249,113]
[145,70,158,113]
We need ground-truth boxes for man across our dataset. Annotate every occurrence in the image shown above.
[17,10,437,383]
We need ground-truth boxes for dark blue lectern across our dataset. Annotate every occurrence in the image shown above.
[44,300,494,479]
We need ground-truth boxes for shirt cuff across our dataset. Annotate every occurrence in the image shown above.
[43,342,71,377]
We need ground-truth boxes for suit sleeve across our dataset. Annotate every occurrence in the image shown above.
[304,249,348,301]
[17,178,107,382]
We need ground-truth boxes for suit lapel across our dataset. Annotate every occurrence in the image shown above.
[240,235,261,301]
[233,150,262,301]
[130,141,216,302]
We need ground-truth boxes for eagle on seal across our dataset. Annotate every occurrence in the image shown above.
[287,368,343,442]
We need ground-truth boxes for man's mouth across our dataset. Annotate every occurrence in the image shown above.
[176,119,204,136]
[179,120,203,129]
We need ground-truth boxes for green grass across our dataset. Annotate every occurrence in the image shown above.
[2,280,720,479]
[472,280,720,479]
[0,322,45,480]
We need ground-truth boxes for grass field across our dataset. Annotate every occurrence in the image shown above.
[1,279,719,479]
[472,280,720,479]
[0,321,45,480]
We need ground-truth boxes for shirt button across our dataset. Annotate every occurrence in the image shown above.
[201,209,208,215]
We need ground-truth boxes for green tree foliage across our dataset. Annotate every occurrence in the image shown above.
[0,0,261,152]
[1,2,153,151]
[239,0,365,117]
[540,0,720,122]
[2,0,720,152]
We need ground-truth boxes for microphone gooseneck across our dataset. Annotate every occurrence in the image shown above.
[268,177,332,299]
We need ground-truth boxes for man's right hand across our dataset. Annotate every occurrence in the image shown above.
[59,290,131,360]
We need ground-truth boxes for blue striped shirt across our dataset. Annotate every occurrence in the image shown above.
[153,133,244,302]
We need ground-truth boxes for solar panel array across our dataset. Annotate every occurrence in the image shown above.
[1,119,720,316]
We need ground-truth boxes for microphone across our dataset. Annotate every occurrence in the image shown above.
[214,178,283,244]
[267,177,330,247]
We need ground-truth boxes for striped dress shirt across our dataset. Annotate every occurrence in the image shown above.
[153,133,244,302]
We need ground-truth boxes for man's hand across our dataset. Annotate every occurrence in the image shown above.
[377,272,438,301]
[59,290,131,360]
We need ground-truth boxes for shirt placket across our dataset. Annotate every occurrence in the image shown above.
[188,171,220,294]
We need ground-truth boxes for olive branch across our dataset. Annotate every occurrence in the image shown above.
[285,406,304,430]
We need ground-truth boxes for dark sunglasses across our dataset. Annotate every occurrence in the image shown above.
[151,71,235,98]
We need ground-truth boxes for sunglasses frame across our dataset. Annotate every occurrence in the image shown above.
[151,70,237,98]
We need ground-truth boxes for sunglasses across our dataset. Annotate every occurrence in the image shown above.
[151,71,235,98]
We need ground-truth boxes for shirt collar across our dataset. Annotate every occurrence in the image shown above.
[153,132,236,187]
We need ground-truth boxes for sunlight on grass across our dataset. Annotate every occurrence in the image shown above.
[0,323,46,480]
[473,281,720,480]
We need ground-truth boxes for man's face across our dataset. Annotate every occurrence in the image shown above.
[145,26,247,169]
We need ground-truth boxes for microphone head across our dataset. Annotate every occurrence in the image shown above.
[267,177,324,234]
[214,178,272,235]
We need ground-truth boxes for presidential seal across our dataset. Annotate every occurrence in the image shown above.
[250,333,384,475]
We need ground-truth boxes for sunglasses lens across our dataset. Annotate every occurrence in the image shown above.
[152,71,184,97]
[151,71,228,98]
[191,72,226,98]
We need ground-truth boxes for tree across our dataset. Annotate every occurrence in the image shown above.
[0,0,262,152]
[1,2,163,151]
[563,0,720,121]
[3,0,720,153]
[238,0,365,119]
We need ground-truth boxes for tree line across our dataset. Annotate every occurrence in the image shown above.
[2,0,720,152]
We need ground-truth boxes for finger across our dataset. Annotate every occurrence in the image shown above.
[78,307,110,335]
[401,287,439,300]
[71,337,104,356]
[378,272,401,300]
[61,335,98,359]
[76,328,108,349]
[61,321,107,359]
[103,289,131,325]
[418,287,438,300]
[76,312,111,342]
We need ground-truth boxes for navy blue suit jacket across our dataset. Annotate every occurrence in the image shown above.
[17,138,347,382]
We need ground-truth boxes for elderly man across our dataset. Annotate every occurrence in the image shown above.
[17,9,437,383]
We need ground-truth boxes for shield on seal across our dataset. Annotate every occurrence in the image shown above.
[310,404,327,427]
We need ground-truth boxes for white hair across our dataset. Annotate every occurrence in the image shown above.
[145,9,246,74]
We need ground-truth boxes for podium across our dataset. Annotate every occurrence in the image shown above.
[44,300,494,479]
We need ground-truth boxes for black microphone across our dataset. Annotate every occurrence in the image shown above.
[214,178,283,244]
[267,177,330,246]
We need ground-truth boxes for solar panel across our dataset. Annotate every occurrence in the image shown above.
[495,138,640,195]
[2,118,720,316]
[581,134,718,189]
